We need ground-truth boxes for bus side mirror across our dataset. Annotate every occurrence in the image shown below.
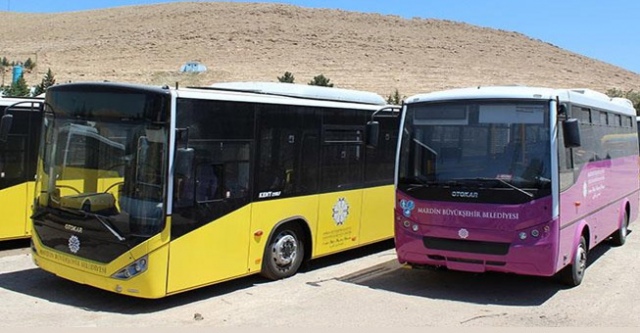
[562,118,581,148]
[366,120,379,148]
[0,114,14,142]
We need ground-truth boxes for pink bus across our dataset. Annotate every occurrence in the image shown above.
[389,86,639,286]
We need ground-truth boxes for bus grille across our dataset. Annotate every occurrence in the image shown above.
[422,237,510,255]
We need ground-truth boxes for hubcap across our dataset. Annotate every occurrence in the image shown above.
[272,233,297,267]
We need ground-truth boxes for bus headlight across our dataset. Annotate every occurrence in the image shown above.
[517,223,552,242]
[112,256,148,280]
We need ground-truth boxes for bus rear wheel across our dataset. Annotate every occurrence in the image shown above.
[557,235,587,287]
[261,224,305,280]
[610,210,629,246]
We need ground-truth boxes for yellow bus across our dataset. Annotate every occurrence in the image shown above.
[15,81,399,298]
[0,96,43,241]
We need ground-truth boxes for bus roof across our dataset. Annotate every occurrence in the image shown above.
[405,86,636,116]
[47,81,389,110]
[206,81,387,106]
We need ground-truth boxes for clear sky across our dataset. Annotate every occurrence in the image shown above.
[4,0,639,75]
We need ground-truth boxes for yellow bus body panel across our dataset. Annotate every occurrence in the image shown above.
[248,195,320,272]
[0,182,31,240]
[31,184,394,297]
[358,185,395,244]
[32,220,171,299]
[315,189,364,255]
[166,206,252,294]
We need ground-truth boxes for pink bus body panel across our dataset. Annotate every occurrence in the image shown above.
[556,156,639,272]
[395,155,639,277]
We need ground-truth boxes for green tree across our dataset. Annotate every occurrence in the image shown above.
[386,88,404,105]
[4,74,30,97]
[33,68,56,96]
[308,74,334,87]
[606,88,640,113]
[277,71,295,83]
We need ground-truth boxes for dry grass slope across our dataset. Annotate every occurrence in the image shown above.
[1,2,639,97]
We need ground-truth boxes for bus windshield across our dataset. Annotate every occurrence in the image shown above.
[398,100,551,203]
[35,86,170,241]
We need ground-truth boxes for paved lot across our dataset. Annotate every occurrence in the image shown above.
[0,228,639,327]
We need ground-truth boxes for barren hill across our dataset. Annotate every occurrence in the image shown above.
[1,2,639,98]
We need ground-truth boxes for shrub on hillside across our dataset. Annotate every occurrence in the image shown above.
[386,88,404,105]
[277,71,295,83]
[308,74,334,87]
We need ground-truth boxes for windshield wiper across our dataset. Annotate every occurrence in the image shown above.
[402,178,440,192]
[405,183,428,192]
[56,207,126,241]
[94,214,126,241]
[476,177,533,198]
[466,177,534,198]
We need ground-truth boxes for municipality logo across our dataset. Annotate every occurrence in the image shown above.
[68,235,81,254]
[332,197,349,226]
[400,199,415,217]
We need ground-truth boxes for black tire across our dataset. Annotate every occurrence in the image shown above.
[557,235,587,287]
[261,224,305,280]
[610,210,629,246]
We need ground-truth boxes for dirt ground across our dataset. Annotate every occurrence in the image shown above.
[0,231,640,327]
[1,2,639,98]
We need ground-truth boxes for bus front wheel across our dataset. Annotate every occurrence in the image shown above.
[261,224,305,280]
[557,235,587,287]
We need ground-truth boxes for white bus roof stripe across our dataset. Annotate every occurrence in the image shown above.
[209,81,387,106]
[406,86,636,116]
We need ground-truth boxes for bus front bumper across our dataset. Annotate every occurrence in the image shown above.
[394,223,559,277]
[30,241,169,299]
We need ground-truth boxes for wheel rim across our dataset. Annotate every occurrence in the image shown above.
[271,232,297,267]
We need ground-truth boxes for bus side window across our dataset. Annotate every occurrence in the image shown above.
[223,161,249,199]
[195,163,220,202]
[0,109,28,189]
[174,148,195,207]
